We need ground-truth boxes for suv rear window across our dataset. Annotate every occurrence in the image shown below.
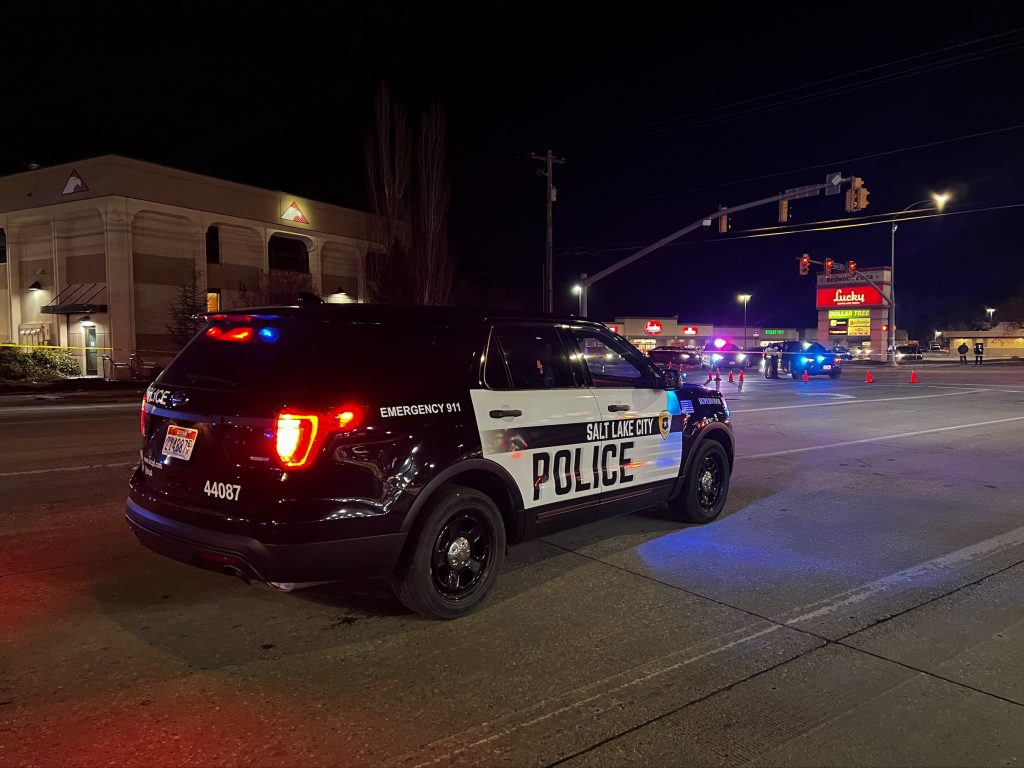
[160,319,456,396]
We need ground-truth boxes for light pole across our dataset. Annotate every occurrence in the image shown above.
[572,284,582,316]
[986,307,996,327]
[889,192,950,365]
[737,294,751,348]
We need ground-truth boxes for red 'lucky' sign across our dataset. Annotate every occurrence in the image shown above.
[644,320,663,335]
[816,285,884,308]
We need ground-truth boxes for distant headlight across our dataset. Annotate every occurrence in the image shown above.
[737,353,747,361]
[711,353,723,362]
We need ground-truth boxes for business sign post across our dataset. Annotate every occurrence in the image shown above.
[815,268,892,361]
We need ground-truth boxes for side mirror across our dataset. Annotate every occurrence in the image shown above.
[661,368,681,390]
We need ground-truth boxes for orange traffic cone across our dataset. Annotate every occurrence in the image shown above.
[865,370,873,384]
[910,370,918,384]
[714,368,721,383]
[728,370,735,383]
[706,370,712,383]
[802,370,809,383]
[739,370,745,383]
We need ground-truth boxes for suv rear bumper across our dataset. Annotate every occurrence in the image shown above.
[126,498,407,582]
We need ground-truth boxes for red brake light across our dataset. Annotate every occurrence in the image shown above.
[206,327,223,338]
[140,395,147,436]
[274,406,362,470]
[223,327,253,342]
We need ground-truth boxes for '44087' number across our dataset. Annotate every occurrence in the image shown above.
[204,480,242,501]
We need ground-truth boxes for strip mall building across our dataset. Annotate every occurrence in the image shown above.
[0,156,377,374]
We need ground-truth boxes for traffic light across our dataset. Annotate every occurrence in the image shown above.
[718,205,729,234]
[799,255,810,276]
[779,199,789,223]
[824,258,834,276]
[845,177,870,212]
[848,260,857,276]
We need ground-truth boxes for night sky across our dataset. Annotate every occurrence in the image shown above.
[6,2,1024,338]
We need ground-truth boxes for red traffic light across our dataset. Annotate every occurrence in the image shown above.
[824,258,834,276]
[799,255,810,276]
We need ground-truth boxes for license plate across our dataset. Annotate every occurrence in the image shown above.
[823,365,832,370]
[162,425,198,461]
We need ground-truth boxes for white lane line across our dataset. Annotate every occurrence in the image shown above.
[781,524,1024,627]
[0,461,135,478]
[732,389,984,413]
[742,415,1024,460]
[0,402,140,416]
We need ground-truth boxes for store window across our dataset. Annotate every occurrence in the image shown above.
[207,289,221,312]
[206,226,220,264]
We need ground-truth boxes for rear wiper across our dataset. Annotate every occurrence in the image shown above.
[185,373,238,388]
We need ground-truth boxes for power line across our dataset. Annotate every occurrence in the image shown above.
[557,27,1024,151]
[555,122,1024,218]
[557,202,1024,256]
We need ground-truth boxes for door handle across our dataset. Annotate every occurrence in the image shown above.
[489,409,522,419]
[607,404,631,412]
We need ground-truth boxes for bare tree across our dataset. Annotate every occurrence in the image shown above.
[238,269,314,306]
[413,104,453,305]
[365,83,412,303]
[166,263,205,347]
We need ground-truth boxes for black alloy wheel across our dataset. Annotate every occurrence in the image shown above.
[670,440,731,524]
[431,512,491,599]
[391,485,506,620]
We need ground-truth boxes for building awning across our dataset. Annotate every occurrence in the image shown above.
[40,283,108,315]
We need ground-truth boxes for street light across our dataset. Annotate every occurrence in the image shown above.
[737,294,751,348]
[572,284,582,316]
[986,307,996,326]
[889,192,950,365]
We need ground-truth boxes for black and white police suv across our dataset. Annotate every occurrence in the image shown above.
[127,304,734,619]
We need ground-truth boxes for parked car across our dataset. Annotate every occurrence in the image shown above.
[828,345,853,362]
[648,345,702,370]
[896,344,923,361]
[701,340,754,369]
[763,340,844,379]
[127,303,735,619]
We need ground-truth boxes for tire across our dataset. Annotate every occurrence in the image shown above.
[391,485,506,620]
[828,370,841,379]
[669,440,730,524]
[791,370,800,379]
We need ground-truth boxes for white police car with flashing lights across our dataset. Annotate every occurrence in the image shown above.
[127,303,734,619]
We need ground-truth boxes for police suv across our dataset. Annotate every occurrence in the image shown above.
[127,303,734,619]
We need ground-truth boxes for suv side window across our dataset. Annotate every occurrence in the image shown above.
[490,325,575,390]
[483,331,512,390]
[571,329,657,388]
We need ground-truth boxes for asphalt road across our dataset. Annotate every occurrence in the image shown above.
[2,365,1024,767]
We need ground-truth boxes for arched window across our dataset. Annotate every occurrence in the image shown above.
[268,234,308,273]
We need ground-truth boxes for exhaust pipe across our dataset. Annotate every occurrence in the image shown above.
[222,565,251,585]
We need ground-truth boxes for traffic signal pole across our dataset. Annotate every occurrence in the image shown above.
[578,173,854,317]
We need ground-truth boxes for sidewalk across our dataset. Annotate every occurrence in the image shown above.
[0,379,145,407]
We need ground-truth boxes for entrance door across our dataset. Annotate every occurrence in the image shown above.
[85,327,98,375]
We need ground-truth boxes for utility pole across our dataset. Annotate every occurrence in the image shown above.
[532,149,565,312]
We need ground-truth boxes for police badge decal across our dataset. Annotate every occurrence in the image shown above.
[658,410,671,440]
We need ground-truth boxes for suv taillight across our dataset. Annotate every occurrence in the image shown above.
[274,406,362,469]
[140,396,147,436]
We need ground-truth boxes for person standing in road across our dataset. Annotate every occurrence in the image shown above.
[974,341,985,365]
[958,342,969,365]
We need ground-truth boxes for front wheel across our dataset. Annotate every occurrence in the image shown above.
[669,440,731,524]
[391,486,506,620]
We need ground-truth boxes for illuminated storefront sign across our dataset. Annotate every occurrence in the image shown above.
[763,329,785,336]
[828,308,870,319]
[680,325,699,335]
[644,320,663,335]
[606,324,619,334]
[281,201,309,224]
[847,318,871,335]
[816,286,883,308]
[829,319,848,335]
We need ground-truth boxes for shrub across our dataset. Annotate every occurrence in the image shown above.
[0,346,81,381]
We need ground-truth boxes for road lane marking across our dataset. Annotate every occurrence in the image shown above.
[780,524,1024,628]
[0,402,140,416]
[742,415,1024,460]
[0,461,135,478]
[732,389,983,413]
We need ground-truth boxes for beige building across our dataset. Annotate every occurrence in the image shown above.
[0,156,378,374]
[941,325,1024,359]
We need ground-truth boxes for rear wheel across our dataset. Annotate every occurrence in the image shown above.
[669,441,730,524]
[829,370,841,379]
[391,486,505,620]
